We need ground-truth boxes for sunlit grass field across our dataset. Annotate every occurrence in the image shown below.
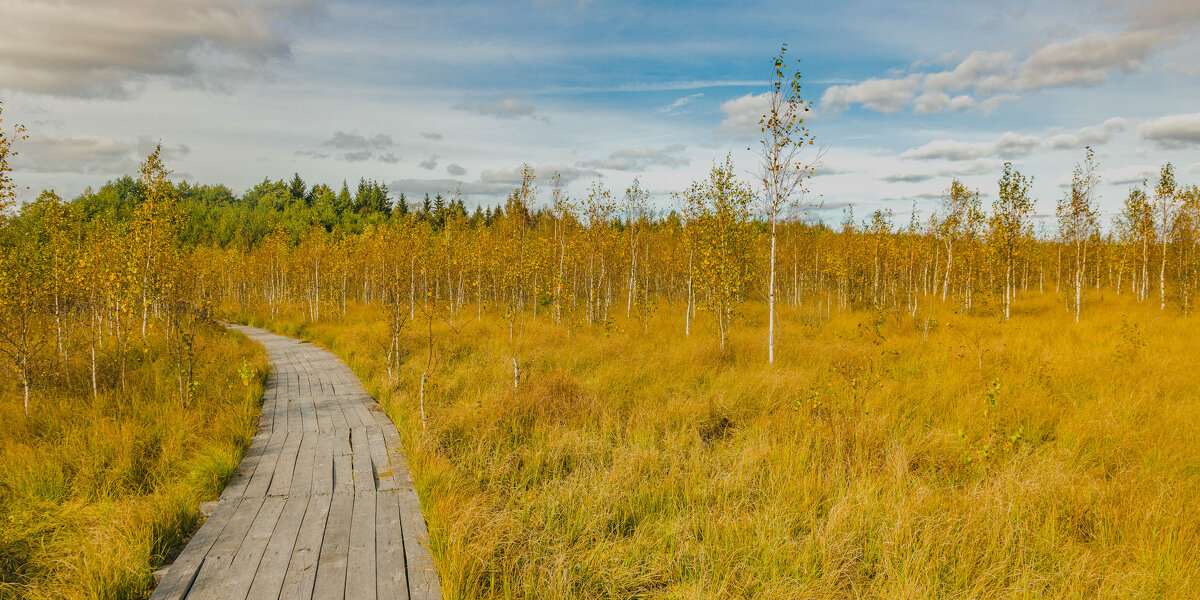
[0,326,266,600]
[242,293,1199,599]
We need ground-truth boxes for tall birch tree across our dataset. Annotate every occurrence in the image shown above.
[756,44,820,363]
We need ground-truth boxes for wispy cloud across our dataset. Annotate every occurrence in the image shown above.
[578,144,689,171]
[900,132,1039,161]
[658,93,703,115]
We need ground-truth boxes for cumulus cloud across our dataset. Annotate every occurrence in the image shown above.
[310,130,396,162]
[14,132,189,174]
[0,0,316,97]
[900,132,1038,161]
[578,144,689,171]
[923,51,1014,93]
[419,155,438,170]
[325,131,392,151]
[820,75,920,113]
[446,163,466,176]
[1140,113,1200,149]
[913,92,976,115]
[1044,118,1128,150]
[716,92,770,138]
[822,27,1175,115]
[1013,31,1161,91]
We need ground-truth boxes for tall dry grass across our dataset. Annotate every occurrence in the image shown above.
[237,293,1199,599]
[0,325,266,599]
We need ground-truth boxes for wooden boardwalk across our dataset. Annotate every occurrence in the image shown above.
[152,325,441,600]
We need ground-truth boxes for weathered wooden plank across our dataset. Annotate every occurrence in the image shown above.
[312,492,354,599]
[185,495,265,599]
[375,490,409,600]
[243,428,287,499]
[289,431,317,497]
[279,493,332,600]
[149,498,238,600]
[314,394,334,432]
[300,392,318,432]
[333,449,354,496]
[366,424,396,492]
[221,431,269,501]
[267,430,302,497]
[373,413,414,488]
[345,490,377,600]
[311,433,334,496]
[161,324,440,600]
[398,487,441,600]
[333,427,352,457]
[206,495,287,599]
[328,397,350,431]
[245,493,308,600]
[351,427,375,495]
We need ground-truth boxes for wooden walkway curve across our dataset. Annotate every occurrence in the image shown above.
[152,324,441,600]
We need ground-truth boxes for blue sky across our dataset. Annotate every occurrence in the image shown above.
[3,0,1200,224]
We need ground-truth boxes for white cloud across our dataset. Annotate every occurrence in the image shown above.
[822,27,1174,115]
[913,92,976,115]
[324,131,393,151]
[820,75,920,113]
[392,163,601,201]
[1125,0,1200,31]
[479,164,598,186]
[659,93,703,115]
[923,50,1014,93]
[1044,118,1129,150]
[312,130,395,162]
[880,159,1002,183]
[1014,31,1162,91]
[14,132,189,174]
[446,163,466,176]
[578,144,689,171]
[0,0,315,97]
[1104,165,1158,186]
[900,132,1038,161]
[420,132,443,140]
[1140,113,1200,149]
[716,92,770,138]
[419,155,438,170]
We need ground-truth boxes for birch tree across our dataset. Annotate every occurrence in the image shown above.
[1154,163,1178,310]
[683,157,755,352]
[1057,148,1099,322]
[757,44,820,363]
[0,102,26,218]
[991,163,1034,320]
[1116,185,1153,301]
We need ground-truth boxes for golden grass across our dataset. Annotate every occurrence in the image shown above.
[0,325,266,599]
[237,292,1199,599]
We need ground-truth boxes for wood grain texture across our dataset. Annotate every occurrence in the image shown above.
[148,324,440,600]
